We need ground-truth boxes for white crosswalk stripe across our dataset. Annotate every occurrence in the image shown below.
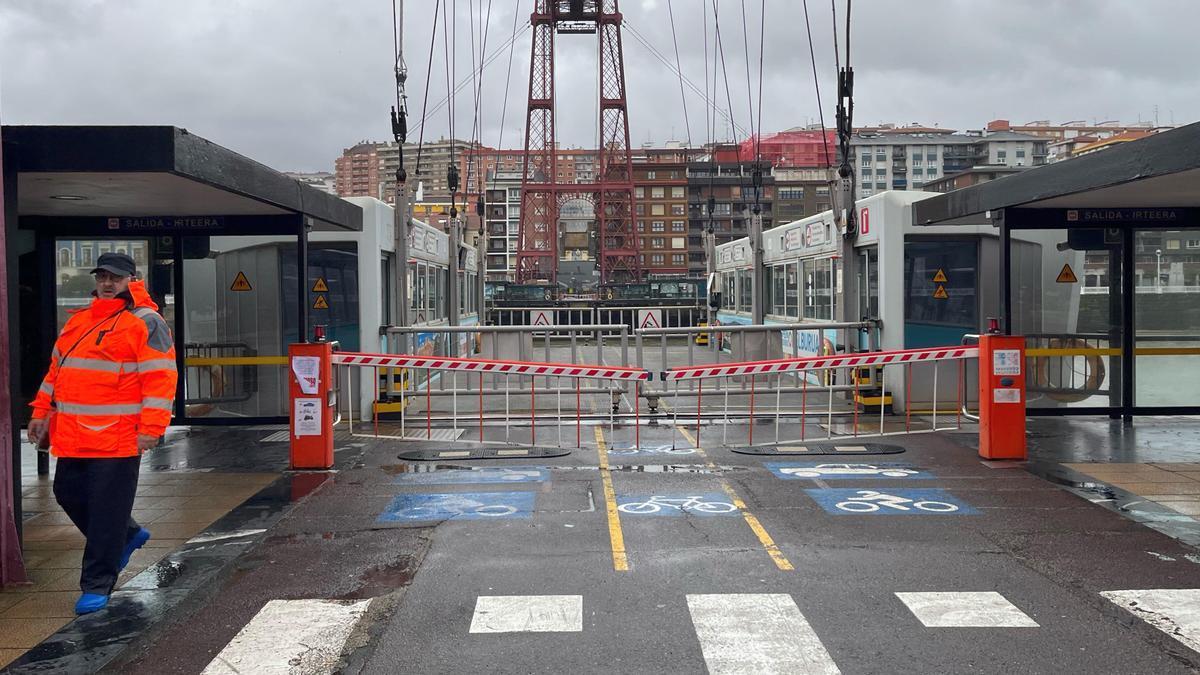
[469,595,583,633]
[686,593,841,675]
[895,591,1039,627]
[1101,589,1200,653]
[201,598,372,674]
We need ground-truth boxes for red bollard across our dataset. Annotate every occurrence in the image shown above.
[977,333,1027,460]
[288,342,335,470]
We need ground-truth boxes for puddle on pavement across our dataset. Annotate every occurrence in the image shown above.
[338,555,419,600]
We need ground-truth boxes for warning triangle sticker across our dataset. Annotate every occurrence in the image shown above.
[639,312,662,329]
[312,277,329,292]
[932,284,949,299]
[1056,263,1078,284]
[230,271,253,291]
[932,268,948,283]
[312,295,329,310]
[532,312,550,326]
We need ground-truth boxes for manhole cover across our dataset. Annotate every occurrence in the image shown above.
[732,443,905,456]
[397,445,572,461]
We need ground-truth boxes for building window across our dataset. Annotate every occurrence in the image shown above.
[913,168,923,176]
[671,204,686,216]
[651,187,665,199]
[652,221,665,232]
[647,171,657,179]
[651,237,665,248]
[636,204,645,215]
[671,237,685,249]
[672,254,685,265]
[997,150,1007,159]
[634,187,644,198]
[1016,149,1026,158]
[861,188,873,196]
[651,254,665,265]
[815,187,830,197]
[671,186,685,198]
[672,220,686,232]
[1187,239,1200,249]
[779,188,805,199]
[875,169,886,176]
[651,204,665,216]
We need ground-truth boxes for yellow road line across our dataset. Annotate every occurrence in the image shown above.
[185,356,289,366]
[1026,347,1200,357]
[677,427,794,572]
[594,427,629,572]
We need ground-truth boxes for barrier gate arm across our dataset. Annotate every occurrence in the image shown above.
[332,352,651,381]
[661,346,979,381]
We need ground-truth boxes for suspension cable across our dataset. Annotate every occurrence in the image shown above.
[414,0,442,190]
[623,21,749,139]
[488,1,523,193]
[667,0,691,145]
[803,0,831,169]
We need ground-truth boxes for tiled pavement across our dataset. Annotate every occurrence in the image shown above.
[0,455,277,669]
[1066,462,1200,515]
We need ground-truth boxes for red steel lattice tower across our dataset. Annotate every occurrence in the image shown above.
[516,0,640,285]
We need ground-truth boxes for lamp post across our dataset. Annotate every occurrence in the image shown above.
[1156,249,1163,293]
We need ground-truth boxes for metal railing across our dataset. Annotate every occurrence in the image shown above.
[661,345,979,449]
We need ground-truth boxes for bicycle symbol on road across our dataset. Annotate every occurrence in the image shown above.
[804,487,978,516]
[617,494,737,516]
[378,491,534,522]
[608,444,697,456]
[834,490,957,513]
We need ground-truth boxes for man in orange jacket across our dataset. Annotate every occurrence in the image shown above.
[27,252,178,614]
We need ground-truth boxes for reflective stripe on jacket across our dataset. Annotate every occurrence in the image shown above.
[31,280,178,458]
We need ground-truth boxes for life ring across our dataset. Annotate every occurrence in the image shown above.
[1035,338,1105,403]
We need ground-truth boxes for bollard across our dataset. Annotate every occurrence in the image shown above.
[288,341,335,470]
[977,331,1027,460]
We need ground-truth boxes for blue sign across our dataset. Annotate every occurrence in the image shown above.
[378,491,534,522]
[805,488,977,515]
[608,444,697,456]
[616,493,738,517]
[766,462,932,480]
[393,467,547,486]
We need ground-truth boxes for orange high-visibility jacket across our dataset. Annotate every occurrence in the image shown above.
[30,280,178,458]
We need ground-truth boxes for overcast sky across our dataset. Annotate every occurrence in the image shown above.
[2,0,1196,172]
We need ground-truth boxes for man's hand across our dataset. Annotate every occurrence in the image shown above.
[28,418,48,445]
[137,434,159,453]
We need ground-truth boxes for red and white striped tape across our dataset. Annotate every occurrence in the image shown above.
[332,352,650,381]
[664,346,980,381]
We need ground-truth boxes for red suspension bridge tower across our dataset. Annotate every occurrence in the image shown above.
[515,0,641,285]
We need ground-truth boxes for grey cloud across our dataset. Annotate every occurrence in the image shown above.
[2,0,1196,172]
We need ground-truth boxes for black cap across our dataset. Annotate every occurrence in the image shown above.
[90,252,136,277]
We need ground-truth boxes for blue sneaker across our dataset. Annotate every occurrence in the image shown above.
[119,528,151,571]
[75,593,109,615]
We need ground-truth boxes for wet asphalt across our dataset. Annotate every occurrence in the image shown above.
[99,417,1200,674]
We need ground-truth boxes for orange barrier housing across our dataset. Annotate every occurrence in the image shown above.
[288,342,335,470]
[977,334,1027,460]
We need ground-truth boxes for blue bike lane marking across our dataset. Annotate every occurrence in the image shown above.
[616,492,740,517]
[805,488,979,515]
[392,466,548,486]
[378,492,536,522]
[766,462,933,480]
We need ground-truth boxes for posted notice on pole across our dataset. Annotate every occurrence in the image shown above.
[294,398,322,436]
[292,356,320,395]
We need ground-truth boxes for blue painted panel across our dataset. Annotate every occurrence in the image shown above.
[766,462,932,480]
[393,467,547,486]
[377,491,535,522]
[805,488,977,515]
[616,493,738,517]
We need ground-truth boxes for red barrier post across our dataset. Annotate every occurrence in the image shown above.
[288,342,335,470]
[977,333,1027,460]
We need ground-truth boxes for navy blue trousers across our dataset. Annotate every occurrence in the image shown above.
[53,456,142,595]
